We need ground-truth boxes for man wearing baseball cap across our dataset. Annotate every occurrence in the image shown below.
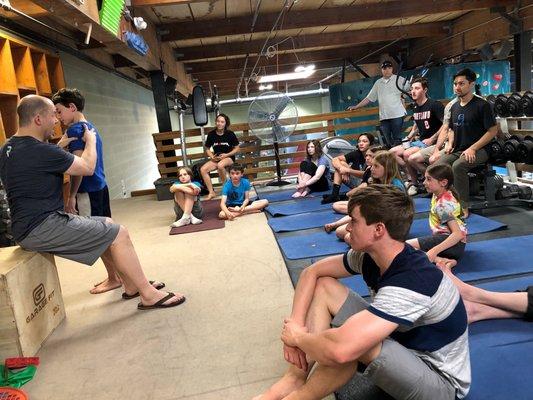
[349,60,409,147]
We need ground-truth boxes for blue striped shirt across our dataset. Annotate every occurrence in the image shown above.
[343,244,471,398]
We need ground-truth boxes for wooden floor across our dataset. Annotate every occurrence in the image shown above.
[23,195,299,400]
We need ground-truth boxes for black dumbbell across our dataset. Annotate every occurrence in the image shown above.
[489,174,505,191]
[518,185,532,200]
[516,136,533,164]
[508,92,524,117]
[522,91,533,117]
[496,184,519,200]
[494,94,510,117]
[486,94,497,114]
[488,138,506,163]
[503,135,522,162]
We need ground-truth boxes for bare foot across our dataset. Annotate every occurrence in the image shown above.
[300,190,309,197]
[324,223,337,233]
[90,278,122,294]
[292,191,302,198]
[205,192,217,200]
[435,257,457,270]
[252,373,305,400]
[139,290,186,308]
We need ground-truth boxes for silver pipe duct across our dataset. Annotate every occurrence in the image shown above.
[220,87,329,106]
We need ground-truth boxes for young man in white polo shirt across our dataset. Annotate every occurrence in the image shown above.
[349,60,408,147]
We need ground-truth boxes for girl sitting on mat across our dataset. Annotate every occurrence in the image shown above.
[292,140,330,198]
[325,149,404,241]
[406,163,467,264]
[170,167,203,228]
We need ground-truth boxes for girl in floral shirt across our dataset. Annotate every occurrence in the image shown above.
[407,164,467,264]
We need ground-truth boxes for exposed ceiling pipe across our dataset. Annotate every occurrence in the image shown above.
[220,86,329,106]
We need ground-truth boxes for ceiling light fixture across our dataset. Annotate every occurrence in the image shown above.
[258,66,316,83]
[259,84,274,90]
[294,64,315,73]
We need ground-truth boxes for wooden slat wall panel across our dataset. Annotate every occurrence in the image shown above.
[152,107,387,179]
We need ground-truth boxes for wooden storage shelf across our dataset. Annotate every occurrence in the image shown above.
[0,39,18,95]
[0,94,19,139]
[31,51,52,96]
[11,45,37,91]
[46,55,66,93]
[0,33,67,145]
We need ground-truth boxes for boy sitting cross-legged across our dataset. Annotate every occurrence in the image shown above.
[254,184,470,400]
[218,164,269,220]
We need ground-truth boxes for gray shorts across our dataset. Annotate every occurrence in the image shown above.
[19,211,120,266]
[418,144,444,163]
[174,199,203,220]
[418,234,465,260]
[332,291,457,400]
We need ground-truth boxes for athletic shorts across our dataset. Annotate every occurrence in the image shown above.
[19,211,120,266]
[418,234,466,260]
[418,145,444,163]
[331,290,457,400]
[77,186,111,217]
[174,199,203,220]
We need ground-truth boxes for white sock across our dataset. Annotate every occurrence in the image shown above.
[181,213,191,219]
[190,215,202,224]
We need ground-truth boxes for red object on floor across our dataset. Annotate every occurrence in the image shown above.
[4,358,39,369]
[0,387,28,400]
[287,143,307,175]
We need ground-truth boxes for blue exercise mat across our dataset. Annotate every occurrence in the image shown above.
[408,213,506,238]
[269,210,506,235]
[268,210,341,232]
[275,218,510,260]
[267,197,332,217]
[257,187,351,203]
[475,275,532,292]
[454,235,533,281]
[267,196,431,217]
[277,230,348,259]
[468,318,532,399]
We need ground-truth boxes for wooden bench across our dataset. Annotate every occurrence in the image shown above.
[0,247,65,358]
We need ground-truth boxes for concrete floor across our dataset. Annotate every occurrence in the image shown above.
[23,195,304,400]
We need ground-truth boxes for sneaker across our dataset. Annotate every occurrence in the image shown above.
[190,215,203,225]
[171,217,191,228]
[407,184,418,196]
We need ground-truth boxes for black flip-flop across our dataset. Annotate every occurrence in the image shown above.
[137,292,186,310]
[122,280,166,300]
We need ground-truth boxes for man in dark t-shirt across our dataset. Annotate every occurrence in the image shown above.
[435,68,497,217]
[0,95,184,310]
[390,78,444,194]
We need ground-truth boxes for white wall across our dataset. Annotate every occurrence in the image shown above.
[60,52,160,198]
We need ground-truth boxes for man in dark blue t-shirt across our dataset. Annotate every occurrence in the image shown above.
[435,68,498,217]
[254,185,470,400]
[0,95,184,310]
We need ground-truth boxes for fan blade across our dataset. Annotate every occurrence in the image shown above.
[271,120,285,142]
[272,96,291,119]
[249,109,270,121]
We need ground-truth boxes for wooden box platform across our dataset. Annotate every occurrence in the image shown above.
[0,247,65,358]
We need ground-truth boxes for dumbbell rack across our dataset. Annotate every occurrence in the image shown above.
[469,116,533,212]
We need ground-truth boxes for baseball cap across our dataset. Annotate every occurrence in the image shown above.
[381,60,393,69]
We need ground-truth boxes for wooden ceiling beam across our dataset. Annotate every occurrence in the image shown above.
[176,22,447,61]
[185,42,407,73]
[409,5,533,66]
[158,0,516,42]
[132,0,207,6]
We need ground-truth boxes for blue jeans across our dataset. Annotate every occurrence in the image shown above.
[380,117,404,147]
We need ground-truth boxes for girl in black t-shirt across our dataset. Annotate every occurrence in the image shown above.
[200,113,240,199]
